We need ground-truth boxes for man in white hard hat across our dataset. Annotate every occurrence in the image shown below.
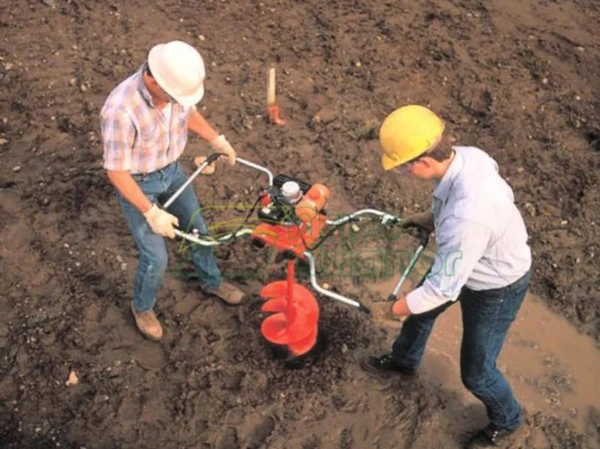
[361,105,532,448]
[100,40,245,341]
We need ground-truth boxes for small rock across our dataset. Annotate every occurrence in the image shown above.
[198,35,206,41]
[517,167,524,173]
[80,84,88,92]
[576,46,584,52]
[12,165,21,172]
[4,62,14,70]
[0,138,9,145]
[523,203,536,217]
[311,106,337,125]
[351,224,360,233]
[69,78,76,86]
[120,263,127,271]
[322,283,331,290]
[66,370,79,386]
[41,0,55,6]
[541,78,548,85]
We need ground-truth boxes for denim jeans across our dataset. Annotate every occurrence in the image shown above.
[118,161,222,312]
[392,272,530,430]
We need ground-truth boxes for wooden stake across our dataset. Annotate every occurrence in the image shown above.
[267,67,276,106]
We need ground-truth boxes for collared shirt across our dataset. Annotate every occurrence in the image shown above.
[100,65,193,174]
[406,146,532,314]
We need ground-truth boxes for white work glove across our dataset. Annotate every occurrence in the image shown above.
[209,134,237,166]
[143,204,179,239]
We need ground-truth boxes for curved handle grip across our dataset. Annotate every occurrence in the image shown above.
[204,152,226,165]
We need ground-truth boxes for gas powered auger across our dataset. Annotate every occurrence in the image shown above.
[164,153,429,356]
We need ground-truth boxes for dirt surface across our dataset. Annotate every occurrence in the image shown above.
[1,0,599,448]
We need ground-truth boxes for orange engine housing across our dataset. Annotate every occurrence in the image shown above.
[252,183,329,256]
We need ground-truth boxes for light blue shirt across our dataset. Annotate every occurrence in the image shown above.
[406,146,532,314]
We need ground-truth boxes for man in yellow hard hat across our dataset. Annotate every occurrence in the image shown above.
[100,41,245,341]
[362,105,532,448]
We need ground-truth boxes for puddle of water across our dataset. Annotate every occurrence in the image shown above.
[365,275,600,431]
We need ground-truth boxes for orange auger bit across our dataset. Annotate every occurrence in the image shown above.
[260,258,319,356]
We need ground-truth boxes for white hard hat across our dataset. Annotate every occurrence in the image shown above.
[147,40,205,107]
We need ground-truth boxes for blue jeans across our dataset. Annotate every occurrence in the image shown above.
[118,161,222,312]
[392,272,530,430]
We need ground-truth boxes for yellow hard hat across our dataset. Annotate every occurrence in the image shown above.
[379,105,446,170]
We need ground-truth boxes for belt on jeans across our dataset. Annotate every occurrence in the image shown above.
[131,162,176,182]
[131,173,148,182]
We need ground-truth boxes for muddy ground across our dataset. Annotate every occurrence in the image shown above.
[1,0,599,448]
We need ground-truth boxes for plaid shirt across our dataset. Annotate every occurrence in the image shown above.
[100,65,193,174]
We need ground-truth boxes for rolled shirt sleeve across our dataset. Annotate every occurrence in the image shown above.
[100,107,136,171]
[406,217,492,314]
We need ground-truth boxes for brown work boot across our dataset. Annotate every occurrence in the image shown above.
[360,354,417,379]
[131,303,163,341]
[203,282,245,304]
[465,423,521,448]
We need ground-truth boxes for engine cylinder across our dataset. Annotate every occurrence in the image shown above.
[294,183,330,223]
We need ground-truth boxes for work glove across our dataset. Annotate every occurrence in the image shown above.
[400,211,434,233]
[193,156,217,175]
[209,134,237,166]
[143,204,179,239]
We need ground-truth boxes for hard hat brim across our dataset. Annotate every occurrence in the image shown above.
[148,44,205,108]
[381,153,402,171]
[174,85,204,108]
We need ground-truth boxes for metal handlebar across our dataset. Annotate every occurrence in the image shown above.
[174,228,254,246]
[164,153,274,210]
[236,157,274,186]
[163,153,224,209]
[387,224,430,301]
[162,153,273,244]
[162,155,429,310]
[303,252,371,313]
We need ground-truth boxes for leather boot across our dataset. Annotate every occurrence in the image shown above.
[131,303,163,341]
